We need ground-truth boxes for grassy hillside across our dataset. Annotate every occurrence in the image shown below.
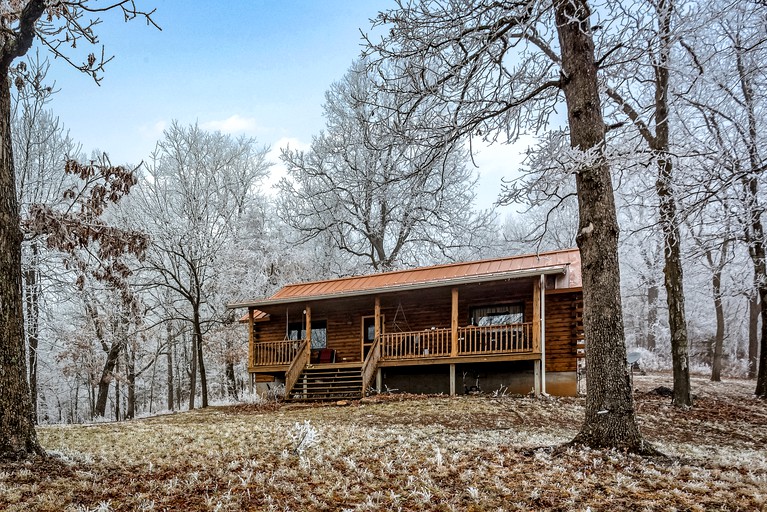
[1,373,765,511]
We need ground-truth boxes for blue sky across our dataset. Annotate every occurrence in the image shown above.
[35,1,524,211]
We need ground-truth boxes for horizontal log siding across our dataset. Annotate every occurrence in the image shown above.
[249,280,586,369]
[544,291,584,372]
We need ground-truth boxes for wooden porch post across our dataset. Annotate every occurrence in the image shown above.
[540,274,547,395]
[374,296,381,341]
[532,278,541,352]
[305,306,312,346]
[451,288,459,356]
[533,277,542,397]
[248,308,254,368]
[376,368,382,393]
[449,364,456,396]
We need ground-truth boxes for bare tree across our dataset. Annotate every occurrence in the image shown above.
[135,122,270,409]
[679,0,767,395]
[365,0,653,452]
[601,0,695,406]
[278,60,494,272]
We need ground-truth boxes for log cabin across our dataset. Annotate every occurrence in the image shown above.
[229,248,584,401]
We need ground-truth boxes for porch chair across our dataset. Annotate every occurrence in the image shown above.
[318,348,336,364]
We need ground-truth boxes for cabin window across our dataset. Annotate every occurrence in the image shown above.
[469,304,524,326]
[287,320,327,349]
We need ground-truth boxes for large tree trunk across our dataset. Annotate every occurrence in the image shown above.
[194,309,209,408]
[749,290,759,379]
[94,340,122,418]
[197,337,208,407]
[167,322,174,411]
[126,346,136,420]
[653,0,691,407]
[746,194,767,397]
[24,243,40,424]
[707,246,726,382]
[734,43,767,398]
[0,75,43,458]
[657,163,691,406]
[188,326,197,411]
[646,283,659,351]
[114,358,121,421]
[226,360,238,400]
[554,0,648,452]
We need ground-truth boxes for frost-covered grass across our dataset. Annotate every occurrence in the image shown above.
[2,372,765,511]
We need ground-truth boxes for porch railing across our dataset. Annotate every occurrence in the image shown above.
[381,328,452,359]
[284,339,310,397]
[251,339,301,367]
[361,336,381,395]
[458,322,533,355]
[379,322,534,361]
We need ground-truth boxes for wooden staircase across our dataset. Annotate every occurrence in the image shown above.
[288,365,364,401]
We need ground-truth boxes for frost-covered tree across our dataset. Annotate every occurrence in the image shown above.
[600,0,697,406]
[278,60,495,272]
[135,122,271,409]
[678,0,767,395]
[364,0,653,452]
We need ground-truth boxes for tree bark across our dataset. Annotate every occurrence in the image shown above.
[733,43,767,398]
[0,75,43,458]
[24,243,40,424]
[94,340,122,418]
[126,345,136,420]
[114,358,121,421]
[652,0,691,407]
[657,162,691,405]
[749,291,759,379]
[554,0,649,452]
[646,284,659,351]
[226,360,238,400]
[188,326,197,410]
[167,322,174,411]
[706,244,727,382]
[192,307,208,408]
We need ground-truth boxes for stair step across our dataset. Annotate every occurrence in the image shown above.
[290,395,363,402]
[286,363,367,402]
[293,385,362,393]
[302,370,361,376]
[299,377,362,383]
[295,381,362,387]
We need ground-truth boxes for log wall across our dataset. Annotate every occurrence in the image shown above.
[251,280,583,369]
[544,290,584,372]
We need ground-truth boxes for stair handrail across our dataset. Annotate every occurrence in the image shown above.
[284,339,310,398]
[361,335,382,396]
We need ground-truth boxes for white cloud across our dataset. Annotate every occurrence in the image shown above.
[264,137,313,193]
[200,115,262,135]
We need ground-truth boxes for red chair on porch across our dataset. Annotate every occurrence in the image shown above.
[318,348,336,364]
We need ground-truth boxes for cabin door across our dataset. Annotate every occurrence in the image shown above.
[361,315,383,360]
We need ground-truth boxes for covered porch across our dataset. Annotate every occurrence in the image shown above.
[244,274,551,397]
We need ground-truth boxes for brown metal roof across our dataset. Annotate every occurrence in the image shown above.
[230,248,581,310]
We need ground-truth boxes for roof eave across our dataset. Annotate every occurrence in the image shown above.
[227,265,568,310]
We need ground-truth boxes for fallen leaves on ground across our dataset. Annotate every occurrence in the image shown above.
[1,372,765,511]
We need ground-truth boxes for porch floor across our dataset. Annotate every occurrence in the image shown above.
[250,352,541,373]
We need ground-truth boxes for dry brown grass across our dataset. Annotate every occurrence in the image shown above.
[2,372,766,511]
